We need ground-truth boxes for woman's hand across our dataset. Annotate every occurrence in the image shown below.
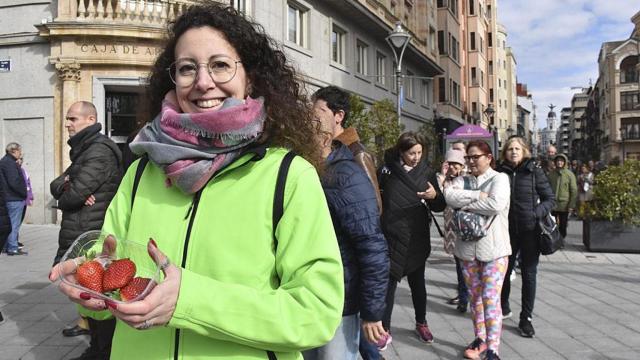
[362,320,387,344]
[417,182,437,200]
[479,191,489,200]
[49,257,108,312]
[106,239,181,330]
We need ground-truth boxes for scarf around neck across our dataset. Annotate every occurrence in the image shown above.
[130,91,266,194]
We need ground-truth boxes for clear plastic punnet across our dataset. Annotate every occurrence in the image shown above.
[58,230,162,304]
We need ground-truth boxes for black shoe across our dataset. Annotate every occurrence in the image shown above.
[457,302,468,313]
[0,311,4,324]
[62,324,90,337]
[518,317,535,338]
[6,249,28,256]
[447,296,460,305]
[18,242,24,250]
[484,350,501,360]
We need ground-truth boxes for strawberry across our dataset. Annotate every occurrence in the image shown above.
[102,258,136,292]
[120,277,153,301]
[76,260,104,293]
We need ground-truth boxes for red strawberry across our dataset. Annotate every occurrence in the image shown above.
[76,260,104,293]
[102,258,136,292]
[120,277,153,301]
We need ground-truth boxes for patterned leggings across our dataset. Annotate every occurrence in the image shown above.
[462,257,508,353]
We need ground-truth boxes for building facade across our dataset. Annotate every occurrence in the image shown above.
[568,90,588,160]
[557,107,571,156]
[538,104,558,155]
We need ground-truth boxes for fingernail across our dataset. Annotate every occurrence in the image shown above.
[149,238,157,248]
[80,292,91,300]
[106,301,118,310]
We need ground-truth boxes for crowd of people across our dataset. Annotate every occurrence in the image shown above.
[0,3,612,360]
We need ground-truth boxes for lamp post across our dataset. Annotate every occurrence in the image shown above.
[483,104,497,152]
[442,127,447,155]
[386,22,411,124]
[620,127,627,164]
[506,125,515,139]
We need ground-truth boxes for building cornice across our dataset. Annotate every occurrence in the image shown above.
[0,32,47,46]
[36,22,166,40]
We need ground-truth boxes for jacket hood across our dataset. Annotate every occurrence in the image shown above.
[335,127,360,147]
[326,141,354,166]
[553,153,569,164]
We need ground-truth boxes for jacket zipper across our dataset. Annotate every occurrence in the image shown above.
[174,189,203,360]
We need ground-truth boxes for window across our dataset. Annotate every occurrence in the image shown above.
[450,34,459,61]
[488,32,492,47]
[430,27,436,53]
[479,36,483,53]
[376,52,386,85]
[449,0,457,15]
[356,40,369,75]
[406,70,415,99]
[471,67,477,86]
[452,80,460,106]
[438,31,446,55]
[231,0,250,14]
[620,56,639,84]
[480,70,484,87]
[621,91,639,111]
[472,101,478,116]
[331,24,346,65]
[489,88,494,103]
[287,2,308,47]
[438,77,446,102]
[437,0,446,7]
[470,32,476,50]
[468,0,474,15]
[422,80,432,106]
[489,60,493,75]
[487,4,492,18]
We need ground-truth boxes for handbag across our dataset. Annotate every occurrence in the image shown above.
[532,168,564,255]
[452,176,497,242]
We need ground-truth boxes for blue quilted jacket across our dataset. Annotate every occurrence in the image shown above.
[322,143,389,321]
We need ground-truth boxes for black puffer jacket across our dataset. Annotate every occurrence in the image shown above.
[0,153,26,201]
[378,148,445,281]
[0,178,11,250]
[322,143,389,321]
[50,123,123,264]
[497,158,556,234]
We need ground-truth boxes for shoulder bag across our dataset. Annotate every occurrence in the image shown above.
[452,176,497,242]
[532,168,563,255]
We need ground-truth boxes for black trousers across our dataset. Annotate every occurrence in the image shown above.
[552,211,569,238]
[382,262,427,330]
[501,229,540,320]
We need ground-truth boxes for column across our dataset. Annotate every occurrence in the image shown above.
[55,61,81,172]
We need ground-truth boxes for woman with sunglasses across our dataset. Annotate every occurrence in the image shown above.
[50,3,344,359]
[444,140,511,360]
[497,137,555,339]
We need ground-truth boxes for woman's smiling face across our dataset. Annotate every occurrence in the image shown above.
[174,26,249,113]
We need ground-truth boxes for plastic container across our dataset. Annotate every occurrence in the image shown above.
[59,230,162,304]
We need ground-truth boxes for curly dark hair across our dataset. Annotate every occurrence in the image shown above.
[144,2,321,169]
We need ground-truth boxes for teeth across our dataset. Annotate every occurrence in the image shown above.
[196,99,222,108]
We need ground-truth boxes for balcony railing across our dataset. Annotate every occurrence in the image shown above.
[62,0,199,24]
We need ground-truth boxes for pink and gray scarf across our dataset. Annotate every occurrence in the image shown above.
[129,91,266,194]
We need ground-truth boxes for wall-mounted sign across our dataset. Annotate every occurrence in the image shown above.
[0,59,11,72]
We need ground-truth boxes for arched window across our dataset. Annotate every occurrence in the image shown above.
[620,55,638,84]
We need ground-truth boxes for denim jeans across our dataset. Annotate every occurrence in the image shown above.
[303,313,360,360]
[501,229,540,320]
[358,330,382,360]
[4,201,25,253]
[455,256,469,304]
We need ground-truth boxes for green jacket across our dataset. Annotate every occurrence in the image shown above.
[97,147,344,360]
[548,167,578,212]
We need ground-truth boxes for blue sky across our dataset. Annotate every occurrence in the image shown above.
[499,0,638,128]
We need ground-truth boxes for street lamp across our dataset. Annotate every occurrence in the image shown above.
[506,125,515,139]
[442,127,447,155]
[386,22,411,124]
[483,104,497,152]
[620,127,627,164]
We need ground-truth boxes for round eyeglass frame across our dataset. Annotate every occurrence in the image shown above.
[166,56,242,87]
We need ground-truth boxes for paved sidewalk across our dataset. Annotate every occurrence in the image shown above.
[1,221,639,359]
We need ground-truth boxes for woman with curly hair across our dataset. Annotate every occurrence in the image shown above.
[50,3,344,359]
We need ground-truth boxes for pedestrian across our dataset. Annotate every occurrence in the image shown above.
[303,127,389,360]
[444,140,511,360]
[0,142,28,256]
[377,131,446,348]
[548,154,577,238]
[50,100,123,359]
[497,136,555,338]
[16,156,33,249]
[50,3,344,359]
[440,149,469,313]
[311,85,385,360]
[576,163,594,217]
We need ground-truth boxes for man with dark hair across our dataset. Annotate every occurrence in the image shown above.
[51,101,123,359]
[0,142,28,256]
[312,86,382,211]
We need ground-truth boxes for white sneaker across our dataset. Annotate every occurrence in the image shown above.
[502,311,513,320]
[510,270,516,282]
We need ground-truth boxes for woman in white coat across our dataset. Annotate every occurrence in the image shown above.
[444,140,511,360]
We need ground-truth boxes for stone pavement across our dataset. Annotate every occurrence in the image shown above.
[1,221,639,360]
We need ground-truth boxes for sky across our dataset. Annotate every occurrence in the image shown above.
[499,0,639,128]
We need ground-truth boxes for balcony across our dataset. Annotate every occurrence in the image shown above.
[39,0,198,39]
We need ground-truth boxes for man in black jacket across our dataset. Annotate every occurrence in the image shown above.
[0,142,27,256]
[50,101,122,359]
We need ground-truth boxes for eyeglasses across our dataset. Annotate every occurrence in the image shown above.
[464,154,487,162]
[167,55,242,87]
